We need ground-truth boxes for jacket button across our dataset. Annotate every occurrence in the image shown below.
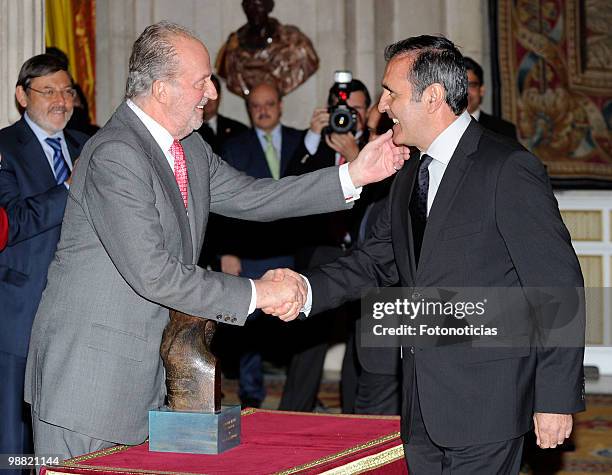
[224,316,230,322]
[410,347,415,354]
[216,315,222,320]
[231,317,237,323]
[412,292,420,299]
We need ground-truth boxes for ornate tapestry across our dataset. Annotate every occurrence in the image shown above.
[497,0,612,184]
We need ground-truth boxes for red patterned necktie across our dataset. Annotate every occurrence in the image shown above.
[169,139,188,208]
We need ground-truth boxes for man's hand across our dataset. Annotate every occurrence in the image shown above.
[255,268,307,321]
[325,133,359,162]
[309,108,330,134]
[348,130,410,187]
[533,412,573,448]
[221,254,241,276]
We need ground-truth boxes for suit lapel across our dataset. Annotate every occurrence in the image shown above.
[251,130,273,178]
[396,152,420,278]
[16,119,57,189]
[183,134,206,261]
[115,103,194,263]
[280,127,297,177]
[417,121,481,274]
[64,130,84,162]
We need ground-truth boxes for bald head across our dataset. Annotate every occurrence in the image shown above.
[247,83,282,132]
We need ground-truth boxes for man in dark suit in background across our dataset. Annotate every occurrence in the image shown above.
[269,36,584,474]
[195,74,248,270]
[216,82,304,408]
[464,56,517,139]
[195,74,248,155]
[0,54,88,474]
[280,78,373,413]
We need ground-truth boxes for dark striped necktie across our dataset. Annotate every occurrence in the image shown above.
[45,137,70,185]
[409,154,433,265]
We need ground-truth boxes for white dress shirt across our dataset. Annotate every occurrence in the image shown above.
[423,110,472,215]
[24,112,73,188]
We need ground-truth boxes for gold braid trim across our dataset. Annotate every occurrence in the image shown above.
[272,432,401,475]
[63,445,131,465]
[318,445,405,475]
[55,444,206,475]
[48,465,204,475]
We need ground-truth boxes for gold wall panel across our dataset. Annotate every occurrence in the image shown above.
[578,255,604,345]
[560,211,602,241]
[579,255,604,287]
[585,287,604,345]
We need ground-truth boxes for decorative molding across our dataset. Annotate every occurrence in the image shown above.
[560,210,603,241]
[555,191,612,371]
[0,0,45,128]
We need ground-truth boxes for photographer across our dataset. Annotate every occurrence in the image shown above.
[281,76,371,412]
[299,76,370,168]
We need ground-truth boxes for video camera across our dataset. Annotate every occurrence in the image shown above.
[326,70,358,134]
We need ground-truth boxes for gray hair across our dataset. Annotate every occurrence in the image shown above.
[125,21,199,99]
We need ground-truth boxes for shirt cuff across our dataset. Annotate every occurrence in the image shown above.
[339,163,362,203]
[301,273,313,317]
[248,279,257,314]
[304,130,321,156]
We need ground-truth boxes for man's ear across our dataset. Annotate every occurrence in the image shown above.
[15,86,28,109]
[424,83,445,113]
[151,80,167,104]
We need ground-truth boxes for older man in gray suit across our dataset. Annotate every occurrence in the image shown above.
[24,21,406,460]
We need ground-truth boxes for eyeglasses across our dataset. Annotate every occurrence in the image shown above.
[27,86,77,100]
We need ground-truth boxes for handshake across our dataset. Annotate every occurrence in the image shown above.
[254,268,308,322]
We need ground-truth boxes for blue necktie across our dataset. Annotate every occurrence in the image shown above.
[409,154,433,265]
[45,137,70,185]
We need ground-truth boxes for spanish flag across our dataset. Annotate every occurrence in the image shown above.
[46,0,96,123]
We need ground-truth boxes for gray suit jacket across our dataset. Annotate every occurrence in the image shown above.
[24,102,350,444]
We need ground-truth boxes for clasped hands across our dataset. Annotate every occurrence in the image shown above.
[254,268,307,321]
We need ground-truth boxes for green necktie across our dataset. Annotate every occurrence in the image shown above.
[264,133,280,180]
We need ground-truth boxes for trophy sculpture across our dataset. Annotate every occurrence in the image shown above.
[148,311,241,454]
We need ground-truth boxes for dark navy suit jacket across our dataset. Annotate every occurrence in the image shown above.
[217,126,304,260]
[0,117,88,358]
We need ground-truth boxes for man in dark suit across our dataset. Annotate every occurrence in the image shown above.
[195,74,248,155]
[215,82,304,408]
[280,79,378,413]
[0,54,88,474]
[195,74,248,271]
[464,56,517,139]
[268,36,584,474]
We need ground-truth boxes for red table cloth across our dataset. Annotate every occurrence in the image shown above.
[42,409,407,474]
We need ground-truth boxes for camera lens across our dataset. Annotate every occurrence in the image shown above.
[330,108,355,134]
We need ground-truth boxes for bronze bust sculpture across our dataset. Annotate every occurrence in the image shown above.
[216,0,319,96]
[160,310,221,413]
